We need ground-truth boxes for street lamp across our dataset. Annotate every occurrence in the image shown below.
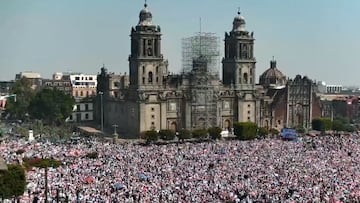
[98,91,104,132]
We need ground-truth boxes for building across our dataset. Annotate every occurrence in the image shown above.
[258,59,322,130]
[41,72,97,123]
[15,71,42,90]
[42,73,72,95]
[96,4,260,137]
[0,81,15,96]
[317,81,343,94]
[68,73,97,123]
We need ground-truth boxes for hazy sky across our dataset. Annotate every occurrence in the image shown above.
[1,0,359,86]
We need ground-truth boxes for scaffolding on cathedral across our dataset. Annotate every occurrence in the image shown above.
[181,32,220,74]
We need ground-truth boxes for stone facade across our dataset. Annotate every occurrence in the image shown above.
[96,4,323,137]
[96,5,260,137]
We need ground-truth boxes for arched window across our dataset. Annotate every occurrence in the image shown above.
[148,72,153,84]
[243,73,248,84]
[142,66,145,74]
[156,66,159,74]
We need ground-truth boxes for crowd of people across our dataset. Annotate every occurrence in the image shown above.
[2,134,360,202]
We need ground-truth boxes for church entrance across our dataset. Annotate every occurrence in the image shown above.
[170,122,177,131]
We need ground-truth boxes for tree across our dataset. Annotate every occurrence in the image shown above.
[208,127,222,140]
[257,127,268,138]
[192,129,208,139]
[158,129,175,140]
[312,118,332,132]
[269,128,280,136]
[0,164,26,199]
[5,77,35,120]
[28,89,75,125]
[143,130,159,143]
[332,120,345,132]
[234,122,258,140]
[177,129,192,141]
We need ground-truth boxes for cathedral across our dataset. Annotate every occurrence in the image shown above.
[96,3,321,137]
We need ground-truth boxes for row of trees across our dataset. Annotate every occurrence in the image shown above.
[5,78,75,125]
[312,117,356,132]
[142,127,223,143]
[142,123,281,143]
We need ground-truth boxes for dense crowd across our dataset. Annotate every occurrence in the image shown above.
[2,134,360,202]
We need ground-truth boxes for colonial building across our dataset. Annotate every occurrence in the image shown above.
[42,72,97,123]
[258,59,322,130]
[96,4,260,137]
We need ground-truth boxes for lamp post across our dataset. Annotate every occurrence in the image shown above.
[98,91,104,132]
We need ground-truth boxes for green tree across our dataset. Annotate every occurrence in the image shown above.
[269,128,280,136]
[28,88,75,125]
[208,127,222,140]
[332,120,345,131]
[143,130,159,143]
[312,118,333,131]
[158,129,175,140]
[192,129,208,139]
[177,129,192,141]
[0,164,26,199]
[234,122,258,140]
[257,127,268,138]
[5,77,35,120]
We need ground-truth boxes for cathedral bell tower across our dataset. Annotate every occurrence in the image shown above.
[128,2,168,90]
[222,9,256,90]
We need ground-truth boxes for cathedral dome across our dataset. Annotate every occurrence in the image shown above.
[138,3,153,26]
[259,59,287,87]
[232,11,246,32]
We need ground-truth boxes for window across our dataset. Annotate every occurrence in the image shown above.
[151,115,155,119]
[248,111,251,114]
[169,103,177,111]
[85,104,89,111]
[243,73,248,84]
[75,77,80,80]
[89,77,93,80]
[142,66,145,74]
[80,91,83,97]
[69,115,73,120]
[148,72,153,84]
[75,91,78,97]
[156,77,159,83]
[156,66,159,74]
[142,77,145,84]
[151,107,155,111]
[86,91,89,97]
[77,105,80,111]
[151,122,155,125]
[248,117,251,121]
[148,39,152,46]
[224,101,230,109]
[248,104,251,108]
[85,113,89,120]
[148,48,153,56]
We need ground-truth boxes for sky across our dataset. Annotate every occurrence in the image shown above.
[0,0,360,86]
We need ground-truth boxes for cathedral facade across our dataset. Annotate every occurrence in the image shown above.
[97,4,259,137]
[96,3,321,137]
